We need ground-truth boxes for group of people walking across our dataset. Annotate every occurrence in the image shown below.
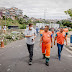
[25,23,68,66]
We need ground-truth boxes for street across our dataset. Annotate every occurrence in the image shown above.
[0,35,72,72]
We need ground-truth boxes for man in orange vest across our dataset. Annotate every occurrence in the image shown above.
[54,27,67,61]
[40,25,53,66]
[63,26,68,38]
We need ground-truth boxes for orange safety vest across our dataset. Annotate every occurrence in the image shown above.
[42,31,52,44]
[56,32,66,45]
[63,28,68,33]
[40,29,44,34]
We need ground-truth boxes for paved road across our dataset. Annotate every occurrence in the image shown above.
[0,35,72,72]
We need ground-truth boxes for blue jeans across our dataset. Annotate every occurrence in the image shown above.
[36,30,38,35]
[57,43,64,60]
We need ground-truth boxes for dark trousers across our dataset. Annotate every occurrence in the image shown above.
[57,43,64,60]
[27,44,34,61]
[36,30,38,35]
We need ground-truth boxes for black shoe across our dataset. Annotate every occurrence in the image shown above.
[29,59,32,65]
[43,54,45,59]
[45,62,49,66]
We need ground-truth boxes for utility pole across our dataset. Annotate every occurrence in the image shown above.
[60,16,62,26]
[67,12,69,20]
[5,13,6,25]
[5,10,7,25]
[44,9,45,24]
[44,9,47,26]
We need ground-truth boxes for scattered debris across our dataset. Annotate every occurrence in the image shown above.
[7,68,11,72]
[0,64,2,66]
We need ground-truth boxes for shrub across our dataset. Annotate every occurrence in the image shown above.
[5,35,12,39]
[69,29,72,31]
[18,18,26,24]
[7,18,13,21]
[20,24,26,29]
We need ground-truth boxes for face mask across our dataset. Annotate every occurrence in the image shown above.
[30,27,33,30]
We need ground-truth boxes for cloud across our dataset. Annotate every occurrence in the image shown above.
[0,0,71,19]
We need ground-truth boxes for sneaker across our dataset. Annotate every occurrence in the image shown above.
[59,58,61,61]
[29,61,32,65]
[45,62,49,66]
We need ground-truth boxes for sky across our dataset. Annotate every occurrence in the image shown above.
[0,0,71,19]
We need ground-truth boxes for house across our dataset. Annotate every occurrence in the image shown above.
[0,7,6,19]
[0,7,23,20]
[16,9,23,19]
[0,12,2,19]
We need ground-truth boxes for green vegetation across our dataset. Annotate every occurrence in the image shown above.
[56,20,72,28]
[0,31,25,45]
[0,18,26,29]
[18,18,26,24]
[24,15,28,17]
[69,29,72,31]
[20,24,26,29]
[64,9,72,19]
[56,9,72,29]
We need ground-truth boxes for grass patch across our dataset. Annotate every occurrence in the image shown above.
[0,19,25,29]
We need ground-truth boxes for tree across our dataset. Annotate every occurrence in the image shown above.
[24,15,28,18]
[27,19,32,24]
[64,9,72,19]
[56,21,61,24]
[2,16,5,20]
[18,18,26,24]
[56,20,72,28]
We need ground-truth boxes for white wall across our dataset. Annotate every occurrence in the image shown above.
[36,23,45,28]
[36,23,60,29]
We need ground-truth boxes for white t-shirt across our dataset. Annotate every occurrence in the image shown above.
[25,28,37,45]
